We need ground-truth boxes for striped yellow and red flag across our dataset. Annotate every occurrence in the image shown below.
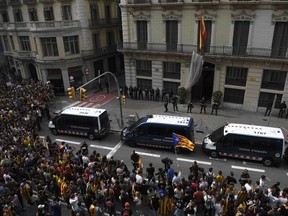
[199,9,207,54]
[172,133,195,152]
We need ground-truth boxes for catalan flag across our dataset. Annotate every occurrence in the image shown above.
[172,133,195,152]
[199,9,207,54]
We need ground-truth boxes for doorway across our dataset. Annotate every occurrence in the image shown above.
[29,64,38,81]
[191,62,215,102]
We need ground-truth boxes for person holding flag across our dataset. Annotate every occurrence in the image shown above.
[172,133,195,152]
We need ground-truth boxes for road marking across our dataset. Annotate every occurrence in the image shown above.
[231,165,265,173]
[90,144,113,150]
[107,141,123,159]
[209,157,227,162]
[55,139,80,145]
[135,151,161,158]
[177,158,212,165]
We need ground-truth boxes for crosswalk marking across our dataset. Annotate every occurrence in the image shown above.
[68,101,101,108]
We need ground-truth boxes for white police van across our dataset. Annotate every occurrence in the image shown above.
[121,114,194,152]
[202,123,285,166]
[48,107,110,140]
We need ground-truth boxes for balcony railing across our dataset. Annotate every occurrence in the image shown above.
[89,18,121,28]
[9,0,21,5]
[159,0,183,3]
[82,44,118,58]
[23,0,37,4]
[118,42,288,59]
[0,20,81,31]
[12,50,37,59]
[0,0,8,7]
[127,0,151,4]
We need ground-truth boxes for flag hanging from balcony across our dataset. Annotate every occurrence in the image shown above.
[172,133,195,152]
[199,9,207,54]
[185,51,203,90]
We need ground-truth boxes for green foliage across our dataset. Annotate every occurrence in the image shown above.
[212,90,223,105]
[177,87,187,104]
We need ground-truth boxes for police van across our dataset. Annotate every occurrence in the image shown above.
[202,123,285,166]
[121,114,194,152]
[48,107,110,140]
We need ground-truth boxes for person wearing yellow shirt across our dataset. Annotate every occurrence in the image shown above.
[215,170,225,188]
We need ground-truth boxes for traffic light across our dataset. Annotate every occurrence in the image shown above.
[79,87,87,101]
[67,87,76,100]
[121,95,126,104]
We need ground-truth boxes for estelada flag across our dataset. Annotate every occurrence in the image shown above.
[172,133,195,152]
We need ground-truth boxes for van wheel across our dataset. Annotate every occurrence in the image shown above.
[127,140,136,147]
[51,129,58,135]
[210,151,219,158]
[88,133,96,140]
[262,158,273,167]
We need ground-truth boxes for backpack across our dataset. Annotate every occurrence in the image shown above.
[206,172,214,185]
[122,209,130,216]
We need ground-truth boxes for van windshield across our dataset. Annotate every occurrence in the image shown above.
[127,117,146,131]
[210,125,225,142]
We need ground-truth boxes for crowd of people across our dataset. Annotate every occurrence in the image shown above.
[1,78,288,216]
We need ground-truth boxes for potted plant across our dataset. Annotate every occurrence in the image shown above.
[177,87,187,104]
[212,90,223,105]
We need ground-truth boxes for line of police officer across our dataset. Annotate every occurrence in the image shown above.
[121,85,175,102]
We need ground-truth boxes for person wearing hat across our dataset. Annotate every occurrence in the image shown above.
[121,202,133,216]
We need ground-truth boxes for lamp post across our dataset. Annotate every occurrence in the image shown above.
[76,71,124,128]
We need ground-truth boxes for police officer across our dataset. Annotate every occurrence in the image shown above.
[155,88,160,101]
[144,88,149,100]
[138,87,143,100]
[161,88,167,102]
[150,88,155,101]
[129,85,133,99]
[133,86,138,99]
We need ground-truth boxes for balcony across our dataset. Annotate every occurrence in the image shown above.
[23,0,37,4]
[12,50,37,60]
[9,0,21,5]
[0,0,8,6]
[127,0,151,4]
[118,42,288,60]
[159,0,183,3]
[89,18,121,28]
[30,20,80,30]
[39,0,53,2]
[82,45,118,59]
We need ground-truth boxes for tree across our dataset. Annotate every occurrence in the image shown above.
[177,87,187,104]
[212,90,223,105]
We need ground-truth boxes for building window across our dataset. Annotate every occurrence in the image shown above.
[136,60,152,77]
[10,36,15,50]
[261,69,286,91]
[90,5,99,25]
[63,35,79,55]
[44,6,54,21]
[137,21,147,50]
[13,8,23,22]
[19,36,31,51]
[137,78,152,90]
[107,31,115,46]
[40,37,58,56]
[1,10,9,23]
[163,81,180,95]
[93,33,100,49]
[166,20,178,51]
[258,92,282,109]
[28,7,38,21]
[271,22,288,58]
[224,88,245,104]
[163,62,180,79]
[2,35,10,51]
[62,5,72,20]
[225,67,248,86]
[232,21,249,56]
[198,20,212,53]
